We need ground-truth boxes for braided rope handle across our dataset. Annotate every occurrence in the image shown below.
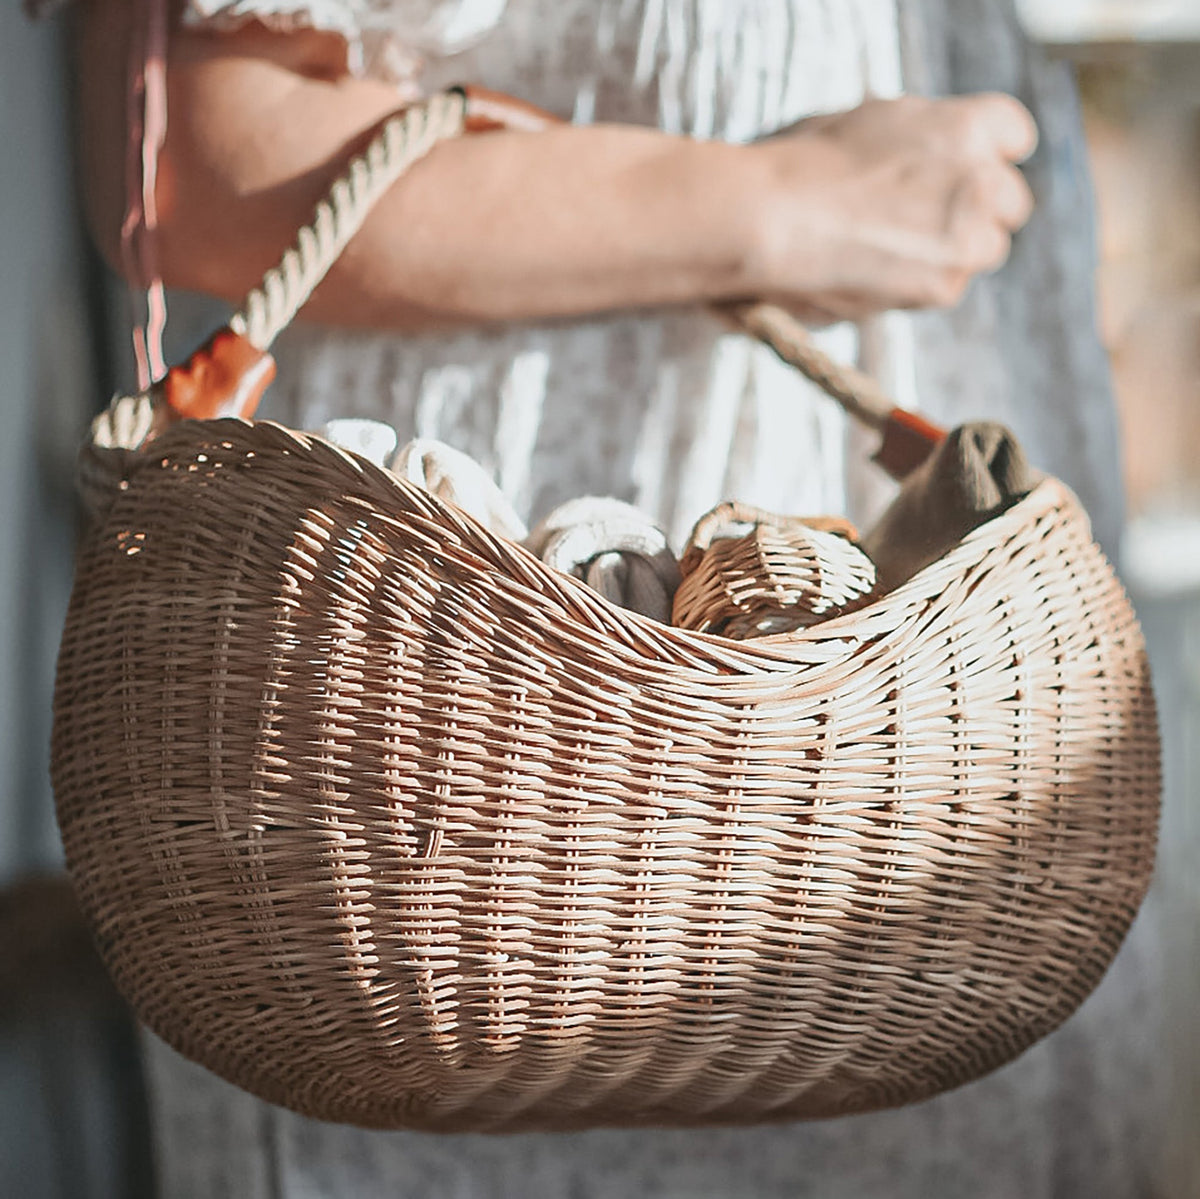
[229,90,469,352]
[84,92,468,479]
[226,86,898,431]
[87,88,933,480]
[717,302,895,430]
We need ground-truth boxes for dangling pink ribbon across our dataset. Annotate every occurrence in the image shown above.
[119,0,169,390]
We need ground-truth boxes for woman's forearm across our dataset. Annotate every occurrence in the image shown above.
[160,69,773,328]
[78,13,770,330]
[76,2,1037,332]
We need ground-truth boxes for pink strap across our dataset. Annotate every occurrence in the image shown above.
[120,0,169,390]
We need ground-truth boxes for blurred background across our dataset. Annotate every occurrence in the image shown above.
[2,1,1198,1195]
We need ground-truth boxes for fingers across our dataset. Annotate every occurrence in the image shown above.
[949,171,1021,278]
[949,92,1040,163]
[958,220,1012,276]
[982,93,1040,162]
[944,156,1031,286]
[984,162,1035,230]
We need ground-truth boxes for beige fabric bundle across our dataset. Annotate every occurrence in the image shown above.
[320,430,681,622]
[319,418,400,469]
[390,437,530,542]
[319,424,529,541]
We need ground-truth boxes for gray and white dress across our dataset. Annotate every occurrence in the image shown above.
[146,2,1156,1197]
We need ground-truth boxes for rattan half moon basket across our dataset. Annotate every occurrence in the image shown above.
[51,91,1160,1133]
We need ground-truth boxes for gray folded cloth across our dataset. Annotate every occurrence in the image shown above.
[861,421,1038,592]
[390,438,529,541]
[525,496,681,623]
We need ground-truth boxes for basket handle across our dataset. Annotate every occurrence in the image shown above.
[95,87,944,482]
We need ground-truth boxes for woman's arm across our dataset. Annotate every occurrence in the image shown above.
[76,1,1038,331]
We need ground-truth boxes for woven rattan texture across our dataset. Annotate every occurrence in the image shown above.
[52,420,1160,1132]
[674,515,877,637]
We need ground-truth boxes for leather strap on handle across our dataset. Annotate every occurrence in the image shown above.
[720,301,946,479]
[461,85,558,133]
[99,86,945,482]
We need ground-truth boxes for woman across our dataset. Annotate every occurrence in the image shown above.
[73,1,1142,1195]
[78,0,1046,544]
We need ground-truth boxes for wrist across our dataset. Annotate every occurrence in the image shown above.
[642,136,768,304]
[737,136,848,300]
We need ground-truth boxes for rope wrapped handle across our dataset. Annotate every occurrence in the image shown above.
[88,86,944,485]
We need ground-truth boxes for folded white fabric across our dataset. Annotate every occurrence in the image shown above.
[390,438,529,542]
[525,496,681,623]
[314,428,677,621]
[318,419,399,469]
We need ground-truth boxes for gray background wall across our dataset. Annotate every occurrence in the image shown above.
[0,9,152,1196]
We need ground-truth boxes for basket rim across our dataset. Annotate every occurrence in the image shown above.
[125,417,1093,671]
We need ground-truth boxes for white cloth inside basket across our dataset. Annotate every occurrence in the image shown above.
[323,426,683,621]
[391,436,530,541]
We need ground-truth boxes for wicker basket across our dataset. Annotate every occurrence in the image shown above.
[51,91,1160,1132]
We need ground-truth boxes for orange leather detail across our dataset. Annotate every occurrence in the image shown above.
[162,327,276,421]
[874,408,948,481]
[461,85,560,134]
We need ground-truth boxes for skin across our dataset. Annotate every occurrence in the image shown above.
[76,3,1039,332]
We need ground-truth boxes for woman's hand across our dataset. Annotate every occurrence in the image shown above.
[747,94,1038,323]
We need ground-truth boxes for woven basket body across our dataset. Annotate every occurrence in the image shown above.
[51,417,1160,1132]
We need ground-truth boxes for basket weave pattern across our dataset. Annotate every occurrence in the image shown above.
[52,419,1160,1131]
[674,507,876,637]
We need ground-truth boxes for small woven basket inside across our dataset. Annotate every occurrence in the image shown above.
[673,503,875,636]
[51,92,1160,1133]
